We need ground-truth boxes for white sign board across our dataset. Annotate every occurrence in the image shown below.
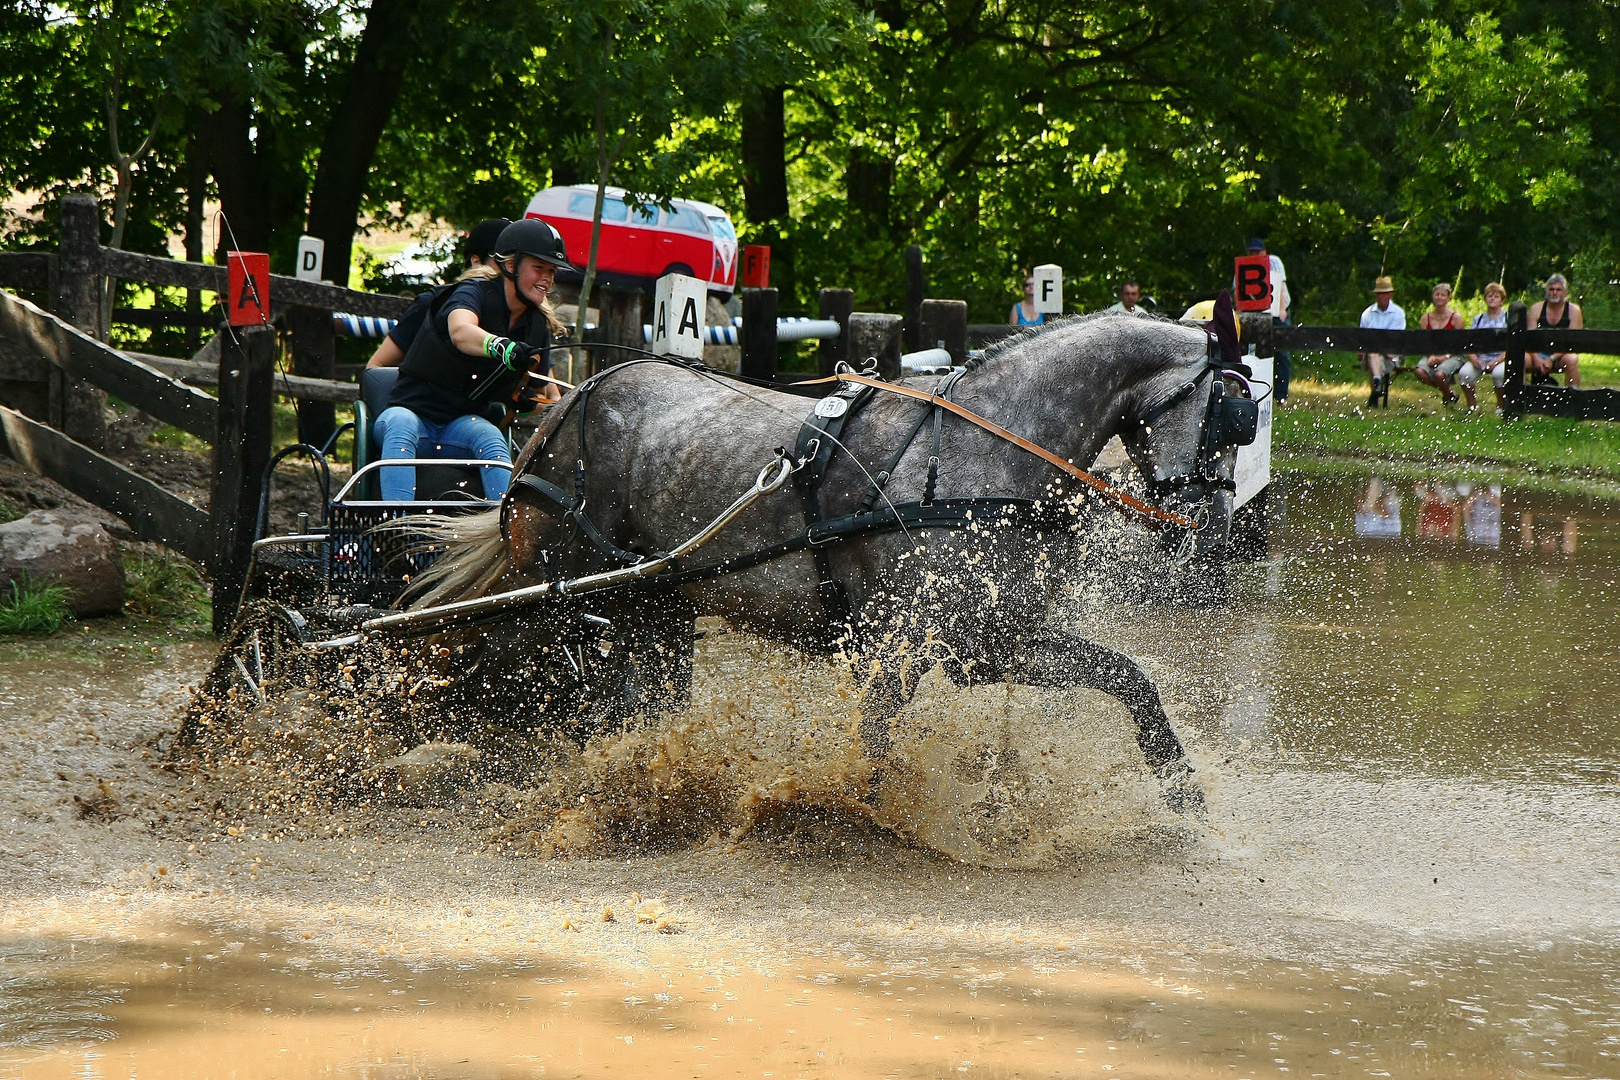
[295,235,326,282]
[1233,354,1273,509]
[651,273,707,359]
[1032,263,1063,315]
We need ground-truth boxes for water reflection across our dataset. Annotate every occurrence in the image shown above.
[1461,482,1502,547]
[1197,468,1620,782]
[1353,476,1402,537]
[1521,510,1579,554]
[1353,475,1583,554]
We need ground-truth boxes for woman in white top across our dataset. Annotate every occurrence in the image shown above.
[1460,282,1509,413]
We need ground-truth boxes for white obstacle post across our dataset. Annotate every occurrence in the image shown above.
[1033,264,1063,316]
[650,273,707,360]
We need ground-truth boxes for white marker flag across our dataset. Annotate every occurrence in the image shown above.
[1033,264,1063,315]
[651,273,707,359]
[295,235,326,283]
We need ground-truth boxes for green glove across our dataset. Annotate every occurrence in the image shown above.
[484,335,523,369]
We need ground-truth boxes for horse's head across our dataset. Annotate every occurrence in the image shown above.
[1115,310,1259,560]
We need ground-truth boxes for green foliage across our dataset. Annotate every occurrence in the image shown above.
[0,578,74,636]
[3,0,1618,328]
[123,551,209,628]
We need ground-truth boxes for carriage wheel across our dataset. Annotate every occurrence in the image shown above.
[182,600,320,743]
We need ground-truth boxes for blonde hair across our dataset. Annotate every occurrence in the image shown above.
[1432,281,1453,296]
[1484,281,1506,300]
[459,260,567,336]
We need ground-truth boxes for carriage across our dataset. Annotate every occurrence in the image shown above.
[189,306,1271,816]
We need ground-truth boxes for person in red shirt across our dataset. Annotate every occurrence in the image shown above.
[1413,282,1466,406]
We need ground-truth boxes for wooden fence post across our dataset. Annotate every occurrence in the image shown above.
[1502,301,1527,420]
[598,286,643,368]
[848,313,903,382]
[817,288,853,376]
[918,299,968,367]
[903,245,925,354]
[287,305,336,449]
[741,287,779,380]
[54,195,108,450]
[211,325,274,633]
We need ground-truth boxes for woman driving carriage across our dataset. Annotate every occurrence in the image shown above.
[369,218,572,501]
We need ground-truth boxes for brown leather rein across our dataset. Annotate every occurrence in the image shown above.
[794,371,1198,532]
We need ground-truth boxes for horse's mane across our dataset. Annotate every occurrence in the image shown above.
[971,310,1193,374]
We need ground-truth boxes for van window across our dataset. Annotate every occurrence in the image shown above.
[631,203,658,225]
[662,205,711,233]
[566,192,628,222]
[707,215,736,240]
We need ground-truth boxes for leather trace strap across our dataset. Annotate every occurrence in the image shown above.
[825,372,1198,531]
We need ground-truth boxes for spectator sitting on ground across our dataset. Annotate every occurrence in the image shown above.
[1108,280,1144,315]
[1460,282,1509,413]
[1414,281,1466,406]
[1008,269,1044,326]
[1526,273,1583,387]
[1359,276,1405,408]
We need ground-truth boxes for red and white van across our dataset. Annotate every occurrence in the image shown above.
[523,185,739,299]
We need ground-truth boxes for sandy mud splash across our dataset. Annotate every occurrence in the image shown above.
[3,464,1619,1076]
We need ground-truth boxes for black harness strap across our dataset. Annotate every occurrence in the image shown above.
[664,497,1072,589]
[856,368,966,514]
[507,473,645,566]
[923,394,946,506]
[792,382,877,623]
[859,402,934,514]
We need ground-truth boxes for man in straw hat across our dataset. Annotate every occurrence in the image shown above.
[1359,276,1405,408]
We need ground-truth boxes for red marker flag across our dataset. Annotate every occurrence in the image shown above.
[742,245,771,289]
[1233,254,1272,313]
[226,251,271,326]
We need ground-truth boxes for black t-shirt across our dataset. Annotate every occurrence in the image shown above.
[389,277,552,424]
[385,290,435,352]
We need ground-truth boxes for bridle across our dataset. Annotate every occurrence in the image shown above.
[1132,356,1261,503]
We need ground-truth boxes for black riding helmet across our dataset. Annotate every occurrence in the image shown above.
[492,218,576,273]
[464,217,511,263]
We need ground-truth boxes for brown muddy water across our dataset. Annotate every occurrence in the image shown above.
[3,465,1618,1079]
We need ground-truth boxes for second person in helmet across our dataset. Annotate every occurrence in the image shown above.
[373,218,575,501]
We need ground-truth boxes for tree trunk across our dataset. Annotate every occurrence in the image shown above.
[185,127,207,353]
[304,0,421,286]
[741,85,789,224]
[199,91,273,259]
[846,148,894,236]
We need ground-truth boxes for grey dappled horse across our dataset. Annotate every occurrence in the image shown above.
[408,313,1241,811]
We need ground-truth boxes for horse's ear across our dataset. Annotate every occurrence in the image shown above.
[1208,289,1241,368]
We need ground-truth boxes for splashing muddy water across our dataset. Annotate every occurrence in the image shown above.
[3,464,1618,1077]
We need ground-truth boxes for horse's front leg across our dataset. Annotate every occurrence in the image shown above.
[1009,631,1205,816]
[856,653,935,761]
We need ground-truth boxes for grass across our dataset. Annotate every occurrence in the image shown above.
[124,550,212,632]
[0,578,74,635]
[1278,351,1620,483]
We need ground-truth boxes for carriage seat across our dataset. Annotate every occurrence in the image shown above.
[353,366,509,501]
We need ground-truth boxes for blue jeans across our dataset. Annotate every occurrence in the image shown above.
[374,407,512,500]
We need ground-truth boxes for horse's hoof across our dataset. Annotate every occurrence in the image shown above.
[858,717,894,762]
[1156,759,1207,818]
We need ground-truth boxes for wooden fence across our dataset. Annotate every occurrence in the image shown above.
[0,194,411,631]
[1264,303,1620,421]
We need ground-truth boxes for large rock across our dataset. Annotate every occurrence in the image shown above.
[0,509,124,615]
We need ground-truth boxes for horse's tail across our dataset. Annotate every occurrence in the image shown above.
[377,507,509,610]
